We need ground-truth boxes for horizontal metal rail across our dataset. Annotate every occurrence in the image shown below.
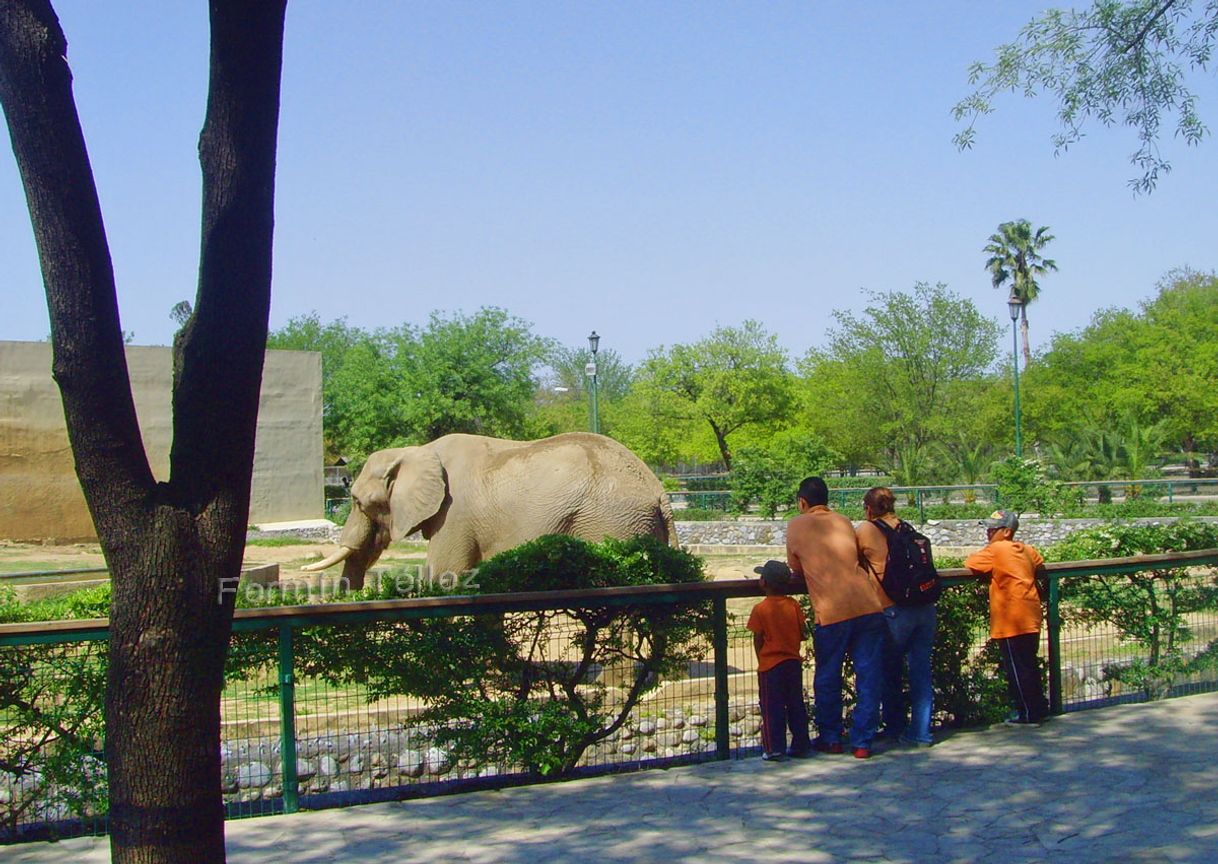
[4,549,1217,646]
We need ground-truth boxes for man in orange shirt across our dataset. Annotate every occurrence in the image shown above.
[964,509,1050,726]
[786,476,888,758]
[747,560,811,761]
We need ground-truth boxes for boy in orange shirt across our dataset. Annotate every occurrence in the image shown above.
[747,560,812,761]
[964,510,1050,726]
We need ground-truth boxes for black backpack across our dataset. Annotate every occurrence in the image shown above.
[870,519,941,607]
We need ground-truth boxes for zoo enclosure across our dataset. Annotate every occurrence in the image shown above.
[3,549,1218,842]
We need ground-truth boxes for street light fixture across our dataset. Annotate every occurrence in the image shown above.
[586,331,600,434]
[1007,295,1023,457]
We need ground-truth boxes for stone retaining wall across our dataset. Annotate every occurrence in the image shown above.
[676,516,1218,551]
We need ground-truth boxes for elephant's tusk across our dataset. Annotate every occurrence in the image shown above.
[301,546,355,571]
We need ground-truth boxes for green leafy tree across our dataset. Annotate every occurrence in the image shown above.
[607,386,719,467]
[635,321,794,469]
[389,307,554,443]
[545,344,634,401]
[954,0,1217,193]
[729,430,839,517]
[1024,269,1218,459]
[983,219,1057,367]
[800,283,1002,466]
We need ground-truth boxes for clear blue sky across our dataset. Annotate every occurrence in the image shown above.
[2,1,1215,365]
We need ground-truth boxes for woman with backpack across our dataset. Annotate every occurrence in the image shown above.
[856,486,941,747]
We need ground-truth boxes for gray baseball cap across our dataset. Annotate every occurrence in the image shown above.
[753,560,793,585]
[981,510,1019,532]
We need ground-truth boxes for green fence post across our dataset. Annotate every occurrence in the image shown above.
[278,623,300,813]
[916,489,925,523]
[713,596,730,760]
[1047,574,1062,716]
[1168,481,1174,504]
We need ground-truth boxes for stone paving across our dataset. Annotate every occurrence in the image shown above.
[12,692,1218,863]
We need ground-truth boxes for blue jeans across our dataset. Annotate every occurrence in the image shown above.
[881,603,937,745]
[812,612,886,749]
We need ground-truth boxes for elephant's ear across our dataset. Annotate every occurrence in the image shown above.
[386,448,446,541]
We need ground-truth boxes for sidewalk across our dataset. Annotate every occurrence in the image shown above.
[12,691,1218,863]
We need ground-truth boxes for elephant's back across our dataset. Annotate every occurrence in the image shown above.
[475,433,673,546]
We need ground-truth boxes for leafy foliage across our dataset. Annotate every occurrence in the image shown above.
[635,321,793,469]
[954,0,1218,192]
[0,588,109,834]
[729,431,839,517]
[992,456,1082,516]
[933,582,1012,727]
[1027,270,1218,458]
[800,283,1002,467]
[1048,521,1218,698]
[230,535,711,778]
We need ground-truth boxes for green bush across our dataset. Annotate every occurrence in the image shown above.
[1048,521,1218,699]
[933,581,1011,727]
[232,535,712,778]
[992,456,1081,516]
[729,432,839,517]
[672,506,732,521]
[0,586,109,833]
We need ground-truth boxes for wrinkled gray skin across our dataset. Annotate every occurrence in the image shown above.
[305,433,678,589]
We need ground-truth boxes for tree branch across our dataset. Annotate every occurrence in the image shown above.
[169,0,287,515]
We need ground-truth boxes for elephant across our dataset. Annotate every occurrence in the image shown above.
[303,432,678,590]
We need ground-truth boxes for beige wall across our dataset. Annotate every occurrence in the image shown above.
[0,341,322,542]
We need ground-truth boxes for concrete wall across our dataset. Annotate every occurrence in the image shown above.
[675,516,1218,551]
[0,341,323,542]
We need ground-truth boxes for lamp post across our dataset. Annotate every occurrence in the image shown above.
[586,330,600,434]
[1007,295,1023,457]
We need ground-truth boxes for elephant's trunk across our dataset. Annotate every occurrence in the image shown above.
[333,505,389,591]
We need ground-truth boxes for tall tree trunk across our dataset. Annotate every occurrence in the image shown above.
[708,419,732,470]
[0,2,287,862]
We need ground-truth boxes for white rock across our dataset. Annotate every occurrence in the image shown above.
[638,719,657,735]
[424,747,450,775]
[689,714,708,727]
[620,742,637,755]
[295,758,317,782]
[237,762,272,789]
[682,730,700,744]
[655,717,669,731]
[318,755,341,777]
[397,750,425,778]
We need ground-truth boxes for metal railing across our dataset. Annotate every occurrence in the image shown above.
[671,478,1218,521]
[2,549,1218,841]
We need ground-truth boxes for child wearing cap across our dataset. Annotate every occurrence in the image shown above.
[747,560,812,760]
[965,510,1050,726]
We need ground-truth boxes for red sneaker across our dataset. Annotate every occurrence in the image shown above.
[852,747,871,759]
[812,740,843,755]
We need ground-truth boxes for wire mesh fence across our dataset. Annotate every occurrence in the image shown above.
[3,550,1218,843]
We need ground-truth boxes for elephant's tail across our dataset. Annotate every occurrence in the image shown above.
[657,494,680,548]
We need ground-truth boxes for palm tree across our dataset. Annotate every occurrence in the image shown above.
[983,219,1058,366]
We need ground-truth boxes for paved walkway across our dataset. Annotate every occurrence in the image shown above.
[13,692,1218,863]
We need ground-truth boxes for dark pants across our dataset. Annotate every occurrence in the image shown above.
[812,612,886,749]
[996,632,1049,723]
[758,658,811,755]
